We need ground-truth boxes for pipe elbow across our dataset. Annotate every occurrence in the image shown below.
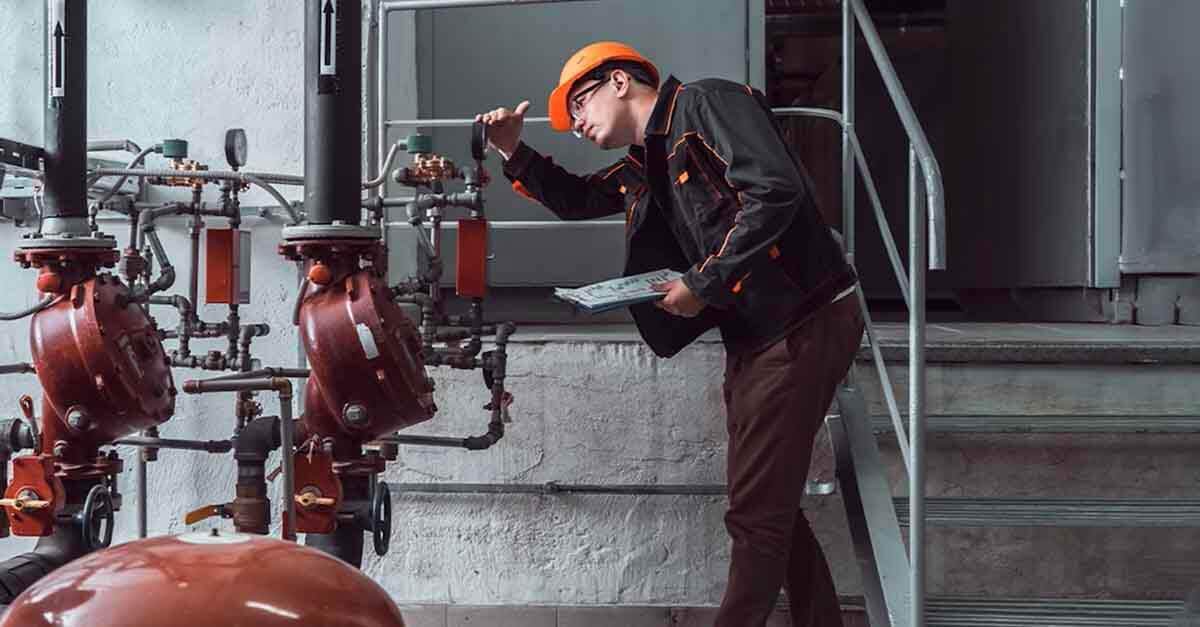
[233,416,281,462]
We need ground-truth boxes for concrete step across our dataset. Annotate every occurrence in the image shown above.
[862,321,1200,364]
[926,597,1185,627]
[871,414,1200,434]
[895,497,1200,528]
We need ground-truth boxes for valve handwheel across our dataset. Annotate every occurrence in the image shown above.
[371,480,392,557]
[80,484,114,551]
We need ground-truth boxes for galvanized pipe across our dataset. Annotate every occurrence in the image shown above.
[0,363,36,375]
[381,0,595,12]
[86,139,141,154]
[306,0,362,225]
[907,143,926,627]
[392,482,727,496]
[385,108,843,129]
[849,0,944,271]
[95,168,300,224]
[95,144,158,206]
[0,296,62,322]
[41,0,88,231]
[842,0,856,265]
[135,441,147,538]
[114,436,233,454]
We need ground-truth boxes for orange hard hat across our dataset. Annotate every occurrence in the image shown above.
[549,41,659,132]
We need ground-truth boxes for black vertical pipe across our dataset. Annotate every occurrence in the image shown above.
[305,0,362,226]
[42,0,87,224]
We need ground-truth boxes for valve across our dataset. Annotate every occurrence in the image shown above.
[184,504,228,526]
[371,480,392,557]
[295,489,336,509]
[79,484,114,551]
[290,447,342,535]
[0,492,51,512]
[3,456,64,536]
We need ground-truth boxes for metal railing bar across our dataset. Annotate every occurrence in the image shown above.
[855,286,911,474]
[906,141,927,627]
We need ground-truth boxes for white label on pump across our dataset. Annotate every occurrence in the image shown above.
[319,0,337,76]
[49,0,66,98]
[356,323,380,360]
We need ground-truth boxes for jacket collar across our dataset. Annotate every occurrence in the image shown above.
[643,75,683,139]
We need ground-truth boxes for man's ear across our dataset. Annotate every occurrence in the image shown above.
[610,69,632,98]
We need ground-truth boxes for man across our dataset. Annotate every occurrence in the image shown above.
[476,41,864,627]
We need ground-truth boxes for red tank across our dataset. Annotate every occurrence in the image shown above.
[0,531,406,626]
[30,273,174,453]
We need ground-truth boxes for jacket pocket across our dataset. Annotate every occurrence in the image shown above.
[673,139,739,254]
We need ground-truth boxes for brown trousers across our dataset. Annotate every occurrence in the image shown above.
[714,295,865,627]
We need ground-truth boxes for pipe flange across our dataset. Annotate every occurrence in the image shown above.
[80,484,115,551]
[281,224,379,241]
[372,481,392,557]
[18,234,117,250]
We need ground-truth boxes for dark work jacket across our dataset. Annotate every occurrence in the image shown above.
[503,75,857,357]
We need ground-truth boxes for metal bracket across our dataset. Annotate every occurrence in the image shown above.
[0,138,46,170]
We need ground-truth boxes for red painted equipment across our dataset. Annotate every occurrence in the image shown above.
[0,532,408,626]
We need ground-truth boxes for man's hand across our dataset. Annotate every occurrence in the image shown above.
[652,279,706,318]
[475,101,531,159]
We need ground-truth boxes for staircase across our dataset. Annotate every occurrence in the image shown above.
[829,321,1200,627]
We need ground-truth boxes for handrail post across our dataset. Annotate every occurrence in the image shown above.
[842,0,856,264]
[908,143,927,627]
[849,0,945,271]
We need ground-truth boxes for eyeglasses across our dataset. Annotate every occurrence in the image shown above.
[568,75,609,126]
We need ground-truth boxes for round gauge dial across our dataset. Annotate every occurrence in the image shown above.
[224,128,248,169]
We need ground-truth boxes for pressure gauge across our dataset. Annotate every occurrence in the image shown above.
[224,128,248,170]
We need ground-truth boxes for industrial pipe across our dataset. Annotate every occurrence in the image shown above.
[41,0,88,234]
[0,522,89,607]
[183,378,295,540]
[94,143,159,206]
[86,139,141,154]
[0,364,35,376]
[92,168,300,224]
[113,436,232,454]
[230,416,282,534]
[203,367,310,382]
[382,0,596,9]
[0,296,62,322]
[305,0,363,225]
[391,482,727,496]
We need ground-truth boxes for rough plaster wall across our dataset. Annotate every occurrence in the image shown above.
[366,340,857,605]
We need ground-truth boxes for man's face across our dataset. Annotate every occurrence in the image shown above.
[567,73,624,149]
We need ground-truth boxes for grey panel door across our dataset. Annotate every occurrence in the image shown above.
[397,0,758,287]
[1120,0,1200,275]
